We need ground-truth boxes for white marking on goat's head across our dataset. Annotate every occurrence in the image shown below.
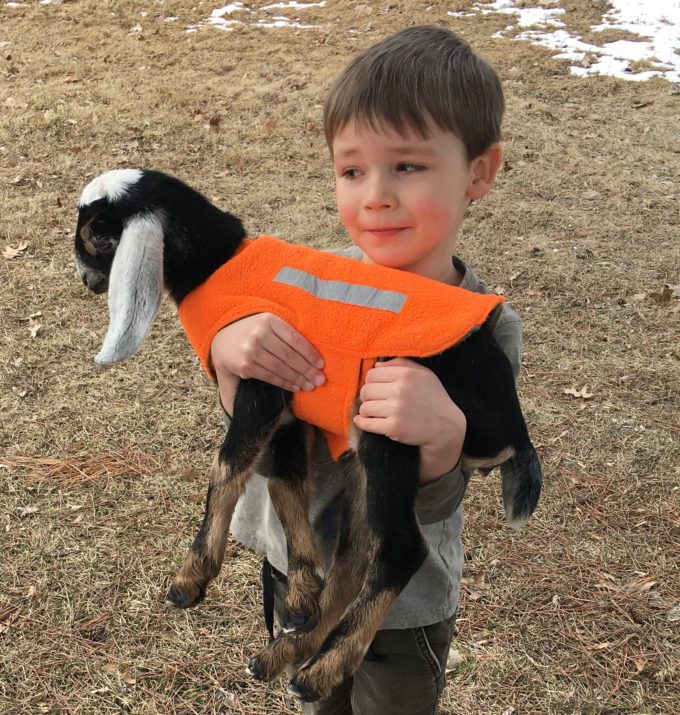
[78,168,143,208]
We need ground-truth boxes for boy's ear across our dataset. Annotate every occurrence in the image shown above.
[467,143,503,201]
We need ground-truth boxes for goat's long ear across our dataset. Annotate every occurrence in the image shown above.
[95,212,164,365]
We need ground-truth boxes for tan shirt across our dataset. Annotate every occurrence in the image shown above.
[229,249,522,629]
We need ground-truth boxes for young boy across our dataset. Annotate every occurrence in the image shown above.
[211,25,522,714]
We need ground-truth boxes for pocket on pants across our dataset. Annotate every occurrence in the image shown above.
[354,619,455,715]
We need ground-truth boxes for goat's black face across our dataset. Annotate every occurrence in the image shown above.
[74,198,124,294]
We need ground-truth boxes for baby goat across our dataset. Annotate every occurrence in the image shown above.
[74,168,542,702]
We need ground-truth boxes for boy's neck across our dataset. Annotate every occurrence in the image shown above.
[360,252,463,287]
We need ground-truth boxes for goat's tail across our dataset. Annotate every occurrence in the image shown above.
[500,444,542,529]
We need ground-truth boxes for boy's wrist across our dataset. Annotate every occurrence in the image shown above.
[419,441,461,485]
[418,404,466,484]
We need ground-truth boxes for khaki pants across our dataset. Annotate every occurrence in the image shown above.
[269,566,455,715]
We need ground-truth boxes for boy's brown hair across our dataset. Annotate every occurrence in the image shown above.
[324,25,504,161]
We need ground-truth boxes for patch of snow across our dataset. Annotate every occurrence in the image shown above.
[261,1,325,9]
[449,0,680,82]
[190,0,321,33]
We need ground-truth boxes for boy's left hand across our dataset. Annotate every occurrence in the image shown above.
[353,358,466,484]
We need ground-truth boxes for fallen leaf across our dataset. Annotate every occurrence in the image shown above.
[649,285,673,304]
[179,468,202,482]
[4,96,28,109]
[28,317,42,339]
[590,641,611,650]
[630,576,657,592]
[265,117,278,132]
[666,605,680,622]
[446,648,465,673]
[3,242,28,259]
[630,657,646,674]
[564,385,594,399]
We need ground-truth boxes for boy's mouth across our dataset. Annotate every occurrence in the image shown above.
[366,227,406,238]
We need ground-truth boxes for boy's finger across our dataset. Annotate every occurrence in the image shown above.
[270,316,325,370]
[251,364,301,393]
[365,364,407,383]
[353,414,394,438]
[268,334,325,388]
[357,399,391,418]
[254,348,315,390]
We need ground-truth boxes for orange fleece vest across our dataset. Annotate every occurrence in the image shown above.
[178,235,504,460]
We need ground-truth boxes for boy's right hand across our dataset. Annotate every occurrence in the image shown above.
[210,313,325,413]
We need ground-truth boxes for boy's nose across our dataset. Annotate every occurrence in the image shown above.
[362,175,397,210]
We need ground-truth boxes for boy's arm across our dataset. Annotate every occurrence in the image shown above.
[414,310,523,524]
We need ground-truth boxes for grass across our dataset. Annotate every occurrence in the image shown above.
[1,1,678,713]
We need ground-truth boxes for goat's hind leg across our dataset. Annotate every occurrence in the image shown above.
[289,436,427,702]
[264,420,323,634]
[430,326,542,527]
[167,379,289,609]
[248,454,368,684]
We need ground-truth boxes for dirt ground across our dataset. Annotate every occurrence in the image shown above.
[0,1,678,713]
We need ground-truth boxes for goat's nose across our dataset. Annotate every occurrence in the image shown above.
[86,274,108,294]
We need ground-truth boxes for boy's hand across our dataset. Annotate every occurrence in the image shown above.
[353,358,466,485]
[210,313,325,413]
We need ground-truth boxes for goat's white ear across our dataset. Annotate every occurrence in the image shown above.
[95,213,164,365]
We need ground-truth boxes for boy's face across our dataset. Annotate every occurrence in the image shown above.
[332,121,496,282]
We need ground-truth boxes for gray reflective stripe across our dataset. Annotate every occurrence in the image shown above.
[273,266,407,314]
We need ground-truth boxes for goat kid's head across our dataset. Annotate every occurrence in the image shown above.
[75,169,164,366]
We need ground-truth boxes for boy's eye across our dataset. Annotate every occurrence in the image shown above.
[341,167,361,179]
[397,162,424,173]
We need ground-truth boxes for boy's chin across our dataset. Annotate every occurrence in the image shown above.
[360,249,413,271]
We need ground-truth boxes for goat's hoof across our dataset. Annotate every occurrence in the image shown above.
[166,583,205,609]
[287,677,321,703]
[281,607,320,635]
[246,656,271,682]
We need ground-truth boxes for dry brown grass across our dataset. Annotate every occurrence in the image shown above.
[1,1,678,713]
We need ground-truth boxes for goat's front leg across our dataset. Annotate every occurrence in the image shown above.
[167,379,289,609]
[289,435,427,702]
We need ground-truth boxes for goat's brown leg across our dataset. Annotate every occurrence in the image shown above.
[288,435,427,702]
[167,450,250,608]
[267,479,323,632]
[167,379,289,609]
[263,420,323,634]
[248,456,368,681]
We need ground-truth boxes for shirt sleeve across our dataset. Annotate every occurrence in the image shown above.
[415,460,469,524]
